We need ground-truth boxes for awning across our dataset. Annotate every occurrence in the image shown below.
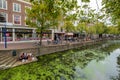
[65,33,73,35]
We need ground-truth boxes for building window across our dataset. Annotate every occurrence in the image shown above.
[0,12,8,23]
[13,3,21,12]
[13,15,21,25]
[0,0,7,9]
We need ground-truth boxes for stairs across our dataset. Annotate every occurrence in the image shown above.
[0,52,38,70]
[0,52,17,69]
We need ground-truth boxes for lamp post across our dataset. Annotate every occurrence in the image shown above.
[4,22,7,48]
[0,14,7,48]
[3,22,13,48]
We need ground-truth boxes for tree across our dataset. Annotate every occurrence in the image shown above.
[107,26,119,35]
[76,22,87,33]
[95,22,105,34]
[26,0,59,46]
[26,0,80,44]
[59,0,78,32]
[102,0,120,25]
[87,25,96,34]
[63,21,75,32]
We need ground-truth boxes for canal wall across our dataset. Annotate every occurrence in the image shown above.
[0,39,105,58]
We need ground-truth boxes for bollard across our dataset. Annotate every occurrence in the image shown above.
[12,50,16,56]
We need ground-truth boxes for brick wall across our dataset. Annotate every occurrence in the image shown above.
[0,0,31,26]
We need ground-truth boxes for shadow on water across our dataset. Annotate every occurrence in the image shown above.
[0,41,120,80]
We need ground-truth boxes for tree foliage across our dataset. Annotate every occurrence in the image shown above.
[26,0,57,45]
[102,0,120,24]
[95,22,106,34]
[26,0,79,45]
[102,0,120,34]
[25,0,120,42]
[107,26,119,34]
[63,21,75,32]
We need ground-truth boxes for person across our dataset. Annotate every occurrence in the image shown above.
[19,53,23,60]
[19,52,28,62]
[24,53,28,61]
[28,53,33,61]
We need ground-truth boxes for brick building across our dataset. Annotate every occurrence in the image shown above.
[0,0,37,42]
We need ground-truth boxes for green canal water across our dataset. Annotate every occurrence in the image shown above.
[0,41,120,80]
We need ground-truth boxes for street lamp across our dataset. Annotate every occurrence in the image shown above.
[3,22,13,48]
[0,14,7,48]
[4,22,7,48]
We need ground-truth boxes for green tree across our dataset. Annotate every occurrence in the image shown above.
[48,0,61,30]
[26,0,60,45]
[107,26,119,35]
[102,0,120,25]
[87,25,96,34]
[76,22,87,33]
[63,21,75,32]
[95,22,105,34]
[60,0,78,32]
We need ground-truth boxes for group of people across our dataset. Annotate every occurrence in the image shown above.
[19,52,34,62]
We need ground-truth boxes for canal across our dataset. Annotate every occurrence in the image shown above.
[0,40,120,80]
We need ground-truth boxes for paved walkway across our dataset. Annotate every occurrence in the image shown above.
[0,40,70,50]
[0,40,41,50]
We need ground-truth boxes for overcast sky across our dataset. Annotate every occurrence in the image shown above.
[77,0,102,11]
[89,0,102,10]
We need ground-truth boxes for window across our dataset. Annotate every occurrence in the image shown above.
[13,3,21,12]
[0,0,7,9]
[13,15,21,25]
[0,12,7,23]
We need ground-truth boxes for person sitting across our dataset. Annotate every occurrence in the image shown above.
[27,53,32,61]
[19,52,28,62]
[27,53,34,61]
[24,53,28,60]
[19,53,25,60]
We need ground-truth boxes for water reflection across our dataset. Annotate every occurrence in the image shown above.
[37,43,120,80]
[110,49,120,80]
[74,49,120,80]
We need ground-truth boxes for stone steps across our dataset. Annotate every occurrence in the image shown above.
[3,58,17,67]
[0,53,38,69]
[0,55,11,61]
[0,53,18,69]
[0,56,12,64]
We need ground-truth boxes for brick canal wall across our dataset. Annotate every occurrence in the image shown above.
[0,39,105,58]
[38,40,98,56]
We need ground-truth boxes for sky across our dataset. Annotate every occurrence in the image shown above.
[77,0,102,11]
[89,0,102,11]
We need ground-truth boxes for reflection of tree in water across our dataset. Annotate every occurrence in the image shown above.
[37,48,109,80]
[110,56,120,80]
[107,43,120,80]
[101,43,120,53]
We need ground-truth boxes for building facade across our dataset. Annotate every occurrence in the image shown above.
[0,0,37,42]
